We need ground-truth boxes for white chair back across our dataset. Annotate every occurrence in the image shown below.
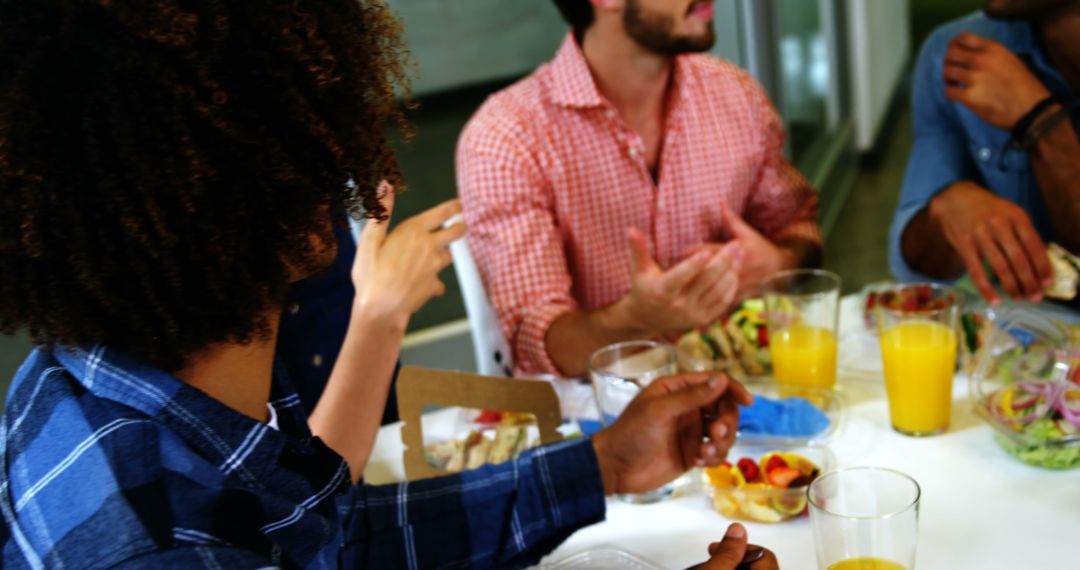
[450,239,514,377]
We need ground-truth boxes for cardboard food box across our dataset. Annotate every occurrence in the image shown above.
[396,366,566,481]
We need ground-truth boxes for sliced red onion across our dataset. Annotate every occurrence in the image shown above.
[1010,394,1039,411]
[988,389,1049,426]
[1055,388,1080,430]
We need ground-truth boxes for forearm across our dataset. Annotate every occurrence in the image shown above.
[900,203,966,279]
[1029,109,1080,251]
[347,439,606,568]
[309,304,406,482]
[545,300,652,378]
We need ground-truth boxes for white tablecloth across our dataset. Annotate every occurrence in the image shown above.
[363,297,1080,569]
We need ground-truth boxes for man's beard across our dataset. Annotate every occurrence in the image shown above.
[624,0,716,56]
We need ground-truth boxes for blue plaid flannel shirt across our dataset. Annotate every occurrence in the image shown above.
[0,346,606,569]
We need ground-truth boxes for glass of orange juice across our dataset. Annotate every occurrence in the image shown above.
[877,283,958,436]
[763,269,841,391]
[809,467,920,570]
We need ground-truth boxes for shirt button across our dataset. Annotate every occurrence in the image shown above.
[605,109,617,120]
[288,303,300,315]
[978,147,992,161]
[629,147,640,160]
[312,354,324,367]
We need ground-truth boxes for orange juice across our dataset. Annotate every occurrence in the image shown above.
[827,558,906,570]
[770,326,838,389]
[880,320,957,435]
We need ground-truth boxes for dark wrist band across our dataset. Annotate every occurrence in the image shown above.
[1006,95,1058,140]
[1011,101,1074,151]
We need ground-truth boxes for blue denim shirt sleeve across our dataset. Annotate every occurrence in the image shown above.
[889,26,979,284]
[339,438,606,569]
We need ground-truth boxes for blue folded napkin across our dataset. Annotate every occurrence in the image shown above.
[573,395,829,438]
[738,395,830,437]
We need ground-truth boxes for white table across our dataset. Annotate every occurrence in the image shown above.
[364,297,1080,569]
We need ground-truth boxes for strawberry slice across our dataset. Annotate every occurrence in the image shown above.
[763,455,788,474]
[737,458,761,482]
[768,466,803,488]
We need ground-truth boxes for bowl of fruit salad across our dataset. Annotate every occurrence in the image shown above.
[970,307,1080,469]
[702,446,832,523]
[862,283,961,335]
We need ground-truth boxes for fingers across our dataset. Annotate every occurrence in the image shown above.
[628,227,660,276]
[432,219,468,248]
[696,271,738,321]
[678,412,704,470]
[723,376,753,406]
[708,398,739,444]
[696,245,742,313]
[943,64,974,86]
[994,218,1044,301]
[943,84,967,102]
[944,48,978,69]
[956,235,1000,305]
[358,188,395,253]
[659,250,712,292]
[651,375,741,435]
[721,203,757,240]
[974,226,1022,299]
[701,524,748,569]
[684,247,736,303]
[415,198,463,231]
[951,32,988,51]
[1011,217,1053,286]
[975,222,1045,301]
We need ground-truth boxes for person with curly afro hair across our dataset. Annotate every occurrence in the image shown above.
[0,0,759,568]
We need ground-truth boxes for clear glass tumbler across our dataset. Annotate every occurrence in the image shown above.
[808,467,921,570]
[876,283,959,436]
[589,340,677,504]
[763,269,842,391]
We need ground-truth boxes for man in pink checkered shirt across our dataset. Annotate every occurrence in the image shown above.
[457,0,822,378]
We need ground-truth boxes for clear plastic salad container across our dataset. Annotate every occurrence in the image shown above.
[970,306,1080,469]
[702,443,833,523]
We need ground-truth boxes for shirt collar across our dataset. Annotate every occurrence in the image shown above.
[547,32,694,115]
[53,345,341,488]
[548,33,607,109]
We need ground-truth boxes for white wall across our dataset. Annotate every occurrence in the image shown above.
[847,0,911,151]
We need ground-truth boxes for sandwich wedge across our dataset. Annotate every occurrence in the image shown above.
[1045,243,1080,301]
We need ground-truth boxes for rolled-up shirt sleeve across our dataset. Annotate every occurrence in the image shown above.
[889,28,978,283]
[340,437,606,569]
[457,103,578,375]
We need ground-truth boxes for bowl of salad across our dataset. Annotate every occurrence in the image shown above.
[970,307,1080,469]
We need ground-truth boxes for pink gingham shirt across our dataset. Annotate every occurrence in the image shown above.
[457,35,820,375]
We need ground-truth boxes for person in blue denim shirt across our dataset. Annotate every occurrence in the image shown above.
[0,1,770,568]
[890,1,1080,306]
